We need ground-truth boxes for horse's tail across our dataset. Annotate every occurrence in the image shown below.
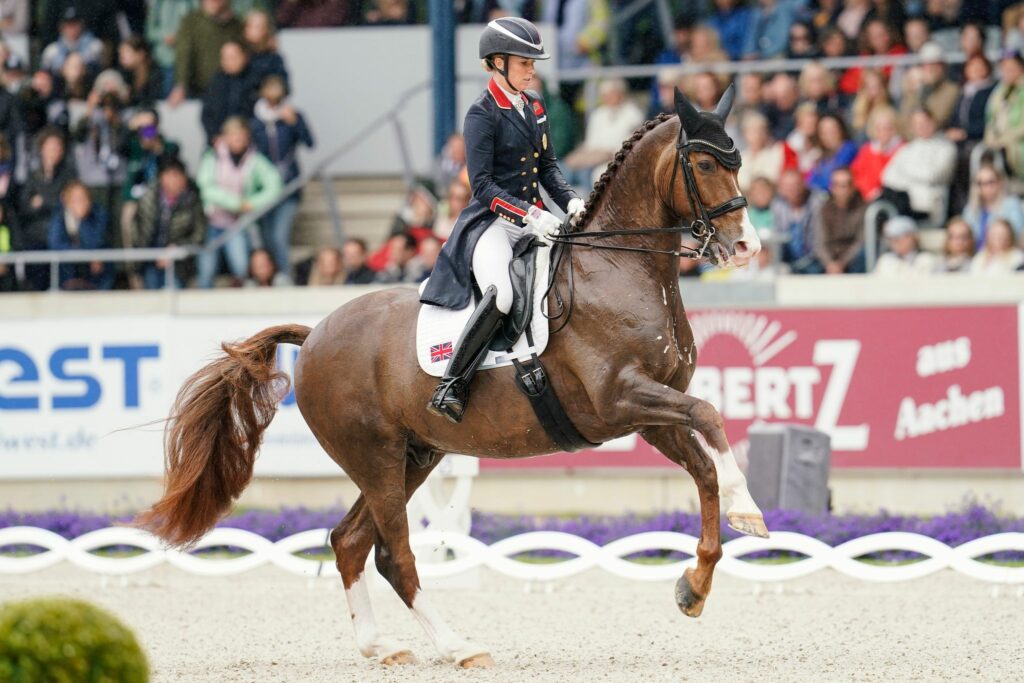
[134,324,312,548]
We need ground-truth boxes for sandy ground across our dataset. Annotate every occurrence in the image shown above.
[1,565,1021,682]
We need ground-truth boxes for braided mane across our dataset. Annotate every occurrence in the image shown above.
[579,112,675,231]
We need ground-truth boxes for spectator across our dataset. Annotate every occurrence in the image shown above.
[773,168,825,274]
[805,113,858,192]
[118,36,164,108]
[648,13,693,80]
[434,132,466,196]
[902,17,931,54]
[121,108,180,250]
[433,180,470,240]
[48,181,112,290]
[244,10,289,94]
[686,27,731,87]
[195,116,283,288]
[873,216,938,276]
[0,133,12,204]
[251,74,314,281]
[0,59,18,144]
[849,106,902,202]
[763,72,800,140]
[15,128,77,290]
[737,111,797,193]
[169,0,244,105]
[746,176,776,235]
[341,237,375,284]
[40,8,104,74]
[731,71,765,127]
[807,0,839,32]
[276,0,354,28]
[688,71,722,112]
[245,247,290,286]
[146,0,197,99]
[940,216,975,273]
[563,78,643,187]
[785,20,818,59]
[374,232,419,283]
[813,167,867,274]
[201,41,258,145]
[983,49,1024,182]
[0,0,28,36]
[850,69,892,140]
[898,42,960,134]
[41,0,144,48]
[785,102,821,173]
[364,0,411,25]
[306,246,345,286]
[0,203,12,291]
[708,0,752,61]
[71,92,127,225]
[969,218,1024,274]
[59,53,92,110]
[820,27,858,96]
[409,235,442,283]
[798,61,842,114]
[836,0,872,40]
[947,53,996,215]
[742,0,801,59]
[541,0,610,73]
[131,157,206,289]
[953,21,987,81]
[17,70,68,141]
[881,108,957,225]
[533,73,579,159]
[962,164,1024,247]
[2,53,27,95]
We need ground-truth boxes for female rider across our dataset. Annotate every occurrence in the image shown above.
[421,17,585,423]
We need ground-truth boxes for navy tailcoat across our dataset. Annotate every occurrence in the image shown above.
[420,78,577,309]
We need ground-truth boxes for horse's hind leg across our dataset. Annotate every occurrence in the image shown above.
[332,452,444,665]
[643,425,723,618]
[363,446,492,668]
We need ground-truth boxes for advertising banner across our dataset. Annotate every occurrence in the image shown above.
[1,305,1020,478]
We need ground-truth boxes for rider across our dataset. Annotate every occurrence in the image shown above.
[421,17,585,423]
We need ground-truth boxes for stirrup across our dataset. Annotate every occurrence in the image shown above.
[427,378,469,423]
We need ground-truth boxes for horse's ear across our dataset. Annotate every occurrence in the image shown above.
[674,86,701,134]
[714,82,735,121]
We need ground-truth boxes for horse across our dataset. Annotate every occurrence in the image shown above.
[136,86,766,669]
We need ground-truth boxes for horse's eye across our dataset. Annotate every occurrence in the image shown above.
[697,160,715,173]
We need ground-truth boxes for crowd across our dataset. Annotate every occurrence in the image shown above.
[3,1,1024,293]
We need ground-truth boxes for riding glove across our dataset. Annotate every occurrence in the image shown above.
[525,206,562,245]
[567,197,586,227]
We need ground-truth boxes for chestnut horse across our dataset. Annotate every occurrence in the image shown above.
[137,88,766,668]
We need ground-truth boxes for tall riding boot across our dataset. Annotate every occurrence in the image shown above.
[427,285,505,423]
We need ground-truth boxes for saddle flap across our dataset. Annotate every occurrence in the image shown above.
[489,235,539,352]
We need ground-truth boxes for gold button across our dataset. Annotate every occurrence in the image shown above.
[520,157,526,161]
[532,182,537,187]
[521,171,526,175]
[533,152,539,158]
[522,186,527,191]
[532,196,539,202]
[532,167,538,173]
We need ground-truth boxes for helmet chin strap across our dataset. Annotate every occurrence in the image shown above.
[489,54,519,93]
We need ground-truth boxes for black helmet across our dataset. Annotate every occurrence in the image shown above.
[479,18,550,61]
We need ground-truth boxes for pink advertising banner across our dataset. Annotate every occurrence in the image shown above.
[481,305,1021,470]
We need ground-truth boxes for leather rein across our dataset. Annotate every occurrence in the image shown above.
[542,124,748,332]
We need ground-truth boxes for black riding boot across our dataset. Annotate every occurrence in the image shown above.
[427,286,505,423]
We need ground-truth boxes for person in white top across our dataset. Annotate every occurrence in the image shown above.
[874,215,938,276]
[880,108,957,225]
[563,78,644,187]
[969,218,1024,274]
[737,110,795,193]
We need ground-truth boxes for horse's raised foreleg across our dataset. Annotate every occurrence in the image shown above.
[360,449,493,669]
[642,425,722,617]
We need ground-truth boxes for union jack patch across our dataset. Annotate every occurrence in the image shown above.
[532,100,544,116]
[430,341,454,363]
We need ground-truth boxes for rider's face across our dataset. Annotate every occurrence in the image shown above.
[497,56,536,91]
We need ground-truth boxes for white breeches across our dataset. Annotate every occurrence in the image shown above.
[472,218,522,314]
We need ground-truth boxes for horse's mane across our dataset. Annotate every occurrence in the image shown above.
[580,112,675,230]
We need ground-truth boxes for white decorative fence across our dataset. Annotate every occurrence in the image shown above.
[3,527,1023,584]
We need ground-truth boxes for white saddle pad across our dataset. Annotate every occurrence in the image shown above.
[416,248,552,377]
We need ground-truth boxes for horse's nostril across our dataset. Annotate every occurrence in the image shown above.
[734,240,750,256]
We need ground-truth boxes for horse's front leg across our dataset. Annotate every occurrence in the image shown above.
[617,378,768,538]
[642,425,722,617]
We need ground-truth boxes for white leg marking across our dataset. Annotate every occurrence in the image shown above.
[344,573,408,660]
[705,445,762,517]
[410,589,489,664]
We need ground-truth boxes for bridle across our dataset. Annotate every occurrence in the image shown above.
[542,120,748,332]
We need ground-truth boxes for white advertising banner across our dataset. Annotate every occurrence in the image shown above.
[0,315,332,479]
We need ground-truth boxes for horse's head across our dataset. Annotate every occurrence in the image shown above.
[666,84,761,268]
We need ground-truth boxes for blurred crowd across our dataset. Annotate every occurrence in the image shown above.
[3,0,1024,293]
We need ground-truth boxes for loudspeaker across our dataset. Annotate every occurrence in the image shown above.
[746,424,831,514]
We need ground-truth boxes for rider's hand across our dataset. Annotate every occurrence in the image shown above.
[567,197,586,227]
[525,206,561,245]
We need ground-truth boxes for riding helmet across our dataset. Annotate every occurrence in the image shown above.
[479,18,550,61]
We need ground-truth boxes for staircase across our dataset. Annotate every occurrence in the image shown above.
[291,175,410,262]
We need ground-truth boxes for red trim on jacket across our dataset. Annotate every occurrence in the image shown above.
[487,78,527,110]
[490,196,527,217]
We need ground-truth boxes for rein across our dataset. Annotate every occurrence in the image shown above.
[542,122,748,333]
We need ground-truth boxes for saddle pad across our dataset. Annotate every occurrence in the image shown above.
[416,247,552,377]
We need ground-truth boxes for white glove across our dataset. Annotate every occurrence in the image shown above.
[567,197,586,227]
[525,206,562,245]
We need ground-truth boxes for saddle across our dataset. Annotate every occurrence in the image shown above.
[488,235,539,352]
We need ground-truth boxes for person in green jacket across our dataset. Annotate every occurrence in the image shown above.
[985,49,1024,181]
[145,0,199,99]
[195,116,282,288]
[167,0,243,105]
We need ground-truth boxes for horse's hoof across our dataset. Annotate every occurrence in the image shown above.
[728,512,769,539]
[675,568,707,618]
[458,652,495,669]
[381,650,417,666]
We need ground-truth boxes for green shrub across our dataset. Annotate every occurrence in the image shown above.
[0,596,149,683]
